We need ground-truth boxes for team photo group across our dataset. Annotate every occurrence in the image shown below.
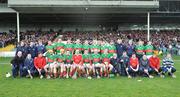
[10,37,177,79]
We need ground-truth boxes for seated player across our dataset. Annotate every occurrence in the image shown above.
[126,54,139,78]
[11,51,25,78]
[83,50,93,79]
[64,50,73,78]
[45,52,56,79]
[149,54,162,77]
[56,50,65,78]
[23,54,34,79]
[119,52,129,76]
[101,49,113,77]
[91,49,102,78]
[72,50,83,79]
[161,53,176,78]
[34,52,46,79]
[139,55,153,78]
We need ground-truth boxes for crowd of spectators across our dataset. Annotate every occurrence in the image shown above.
[0,32,15,48]
[1,29,180,56]
[19,31,58,47]
[60,30,180,55]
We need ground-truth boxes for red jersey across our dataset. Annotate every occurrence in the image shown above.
[149,56,160,70]
[34,57,46,69]
[129,57,139,69]
[73,54,82,65]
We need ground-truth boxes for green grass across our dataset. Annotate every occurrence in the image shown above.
[0,56,180,97]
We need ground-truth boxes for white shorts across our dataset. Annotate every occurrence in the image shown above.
[57,63,64,67]
[146,55,152,59]
[64,64,71,68]
[84,63,93,69]
[94,63,102,68]
[105,64,113,69]
[44,63,54,69]
[76,65,84,69]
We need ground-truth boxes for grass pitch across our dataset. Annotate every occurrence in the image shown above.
[0,56,180,97]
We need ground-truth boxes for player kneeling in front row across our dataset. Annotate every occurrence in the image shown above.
[126,54,139,78]
[101,49,113,77]
[161,53,176,78]
[44,52,56,79]
[64,50,73,78]
[139,55,153,78]
[92,49,103,78]
[34,52,46,79]
[56,51,65,78]
[83,50,93,79]
[72,50,83,79]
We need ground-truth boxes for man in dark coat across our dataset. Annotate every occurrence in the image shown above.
[11,51,25,78]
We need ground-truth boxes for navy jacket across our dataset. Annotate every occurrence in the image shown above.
[36,45,46,53]
[16,46,28,56]
[27,46,38,58]
[24,58,34,70]
[116,43,126,58]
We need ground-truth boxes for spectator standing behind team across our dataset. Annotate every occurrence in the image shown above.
[36,40,46,54]
[126,40,135,57]
[16,41,28,57]
[116,39,126,58]
[27,42,38,59]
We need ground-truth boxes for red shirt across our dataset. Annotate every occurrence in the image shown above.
[34,57,46,69]
[73,54,82,65]
[149,56,160,70]
[129,57,139,69]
